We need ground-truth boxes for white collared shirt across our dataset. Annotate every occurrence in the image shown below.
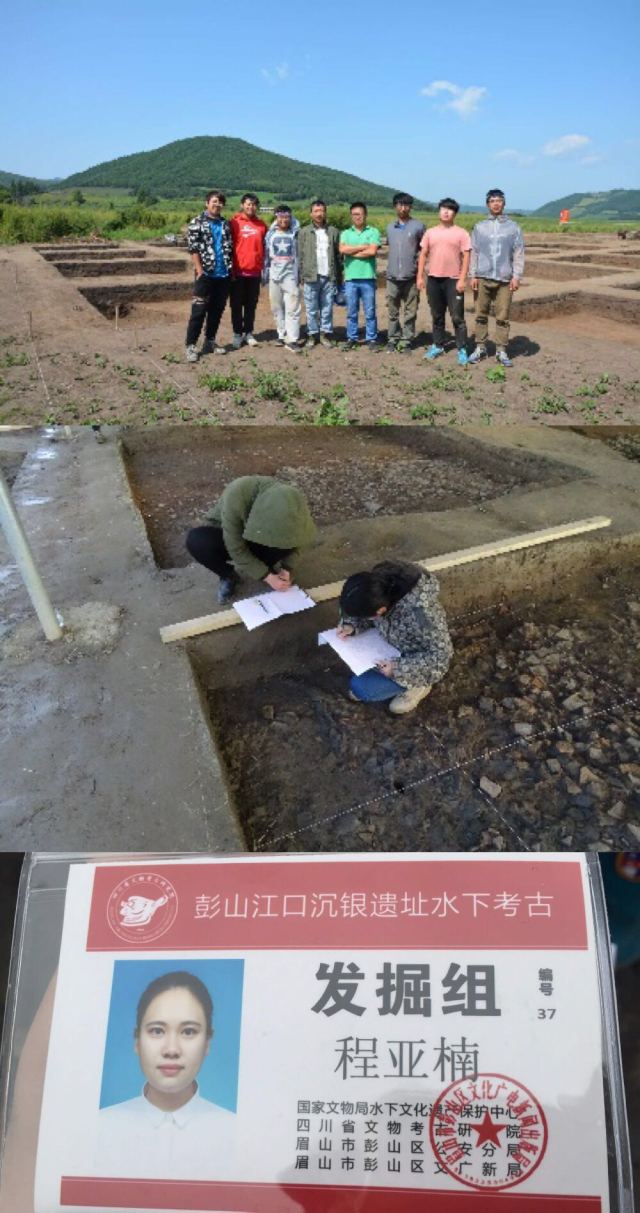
[95,1086,237,1179]
[315,227,330,276]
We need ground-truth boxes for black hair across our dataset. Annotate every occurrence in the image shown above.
[438,197,460,214]
[310,199,326,209]
[340,561,422,618]
[135,971,214,1038]
[206,189,226,204]
[393,192,414,207]
[350,201,368,213]
[486,189,506,203]
[275,204,292,214]
[241,193,259,205]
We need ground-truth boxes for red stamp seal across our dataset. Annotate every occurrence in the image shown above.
[429,1073,548,1190]
[106,871,178,943]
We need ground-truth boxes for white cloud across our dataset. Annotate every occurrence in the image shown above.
[581,154,603,165]
[542,134,590,157]
[420,80,487,118]
[261,63,290,85]
[494,148,535,166]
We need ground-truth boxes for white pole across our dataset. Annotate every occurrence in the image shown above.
[0,468,63,641]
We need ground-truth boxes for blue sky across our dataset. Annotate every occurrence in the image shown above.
[2,0,638,209]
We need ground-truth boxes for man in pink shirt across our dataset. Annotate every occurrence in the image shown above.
[417,198,471,365]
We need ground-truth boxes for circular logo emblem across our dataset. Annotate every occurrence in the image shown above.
[429,1073,548,1191]
[106,872,178,943]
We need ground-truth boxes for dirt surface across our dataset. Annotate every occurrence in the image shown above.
[1,234,639,427]
[192,564,640,853]
[123,427,581,568]
[0,450,25,488]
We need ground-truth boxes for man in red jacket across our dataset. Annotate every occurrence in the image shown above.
[230,193,268,348]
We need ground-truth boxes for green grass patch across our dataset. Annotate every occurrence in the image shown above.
[533,389,570,415]
[0,351,29,368]
[199,371,246,393]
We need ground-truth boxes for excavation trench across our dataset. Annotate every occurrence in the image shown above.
[187,536,640,854]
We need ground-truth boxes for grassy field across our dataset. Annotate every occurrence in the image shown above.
[1,188,638,244]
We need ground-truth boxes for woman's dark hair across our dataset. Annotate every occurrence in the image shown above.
[438,197,460,214]
[135,971,214,1038]
[340,561,421,617]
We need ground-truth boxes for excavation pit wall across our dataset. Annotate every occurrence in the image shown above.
[523,260,625,281]
[78,279,192,318]
[185,533,640,854]
[122,426,585,570]
[39,249,149,263]
[52,257,188,278]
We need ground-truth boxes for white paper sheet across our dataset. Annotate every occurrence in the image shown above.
[318,626,401,675]
[233,586,316,630]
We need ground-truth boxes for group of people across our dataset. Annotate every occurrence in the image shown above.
[186,476,453,716]
[185,188,525,367]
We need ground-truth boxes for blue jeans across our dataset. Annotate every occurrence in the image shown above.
[303,276,335,335]
[350,669,406,702]
[345,279,377,342]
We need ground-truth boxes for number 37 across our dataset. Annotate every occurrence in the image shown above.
[537,1008,556,1019]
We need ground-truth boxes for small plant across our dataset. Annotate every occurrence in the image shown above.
[533,389,569,415]
[252,369,301,403]
[410,402,440,423]
[93,353,108,368]
[0,351,29,368]
[199,371,246,393]
[140,383,179,404]
[374,416,392,426]
[161,351,181,364]
[427,367,474,399]
[314,391,350,425]
[520,372,531,383]
[576,374,611,397]
[480,410,493,425]
[486,365,506,384]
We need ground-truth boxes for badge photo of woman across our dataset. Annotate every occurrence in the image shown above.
[96,970,237,1178]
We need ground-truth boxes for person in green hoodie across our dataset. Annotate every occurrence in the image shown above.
[185,476,317,604]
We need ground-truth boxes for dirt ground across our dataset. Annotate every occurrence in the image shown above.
[1,233,639,427]
[123,427,581,568]
[190,563,640,854]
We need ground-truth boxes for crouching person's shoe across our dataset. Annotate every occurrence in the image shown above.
[217,573,240,605]
[388,685,432,715]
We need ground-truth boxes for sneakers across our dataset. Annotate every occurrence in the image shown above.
[202,339,226,356]
[340,339,359,351]
[245,333,259,347]
[496,350,513,367]
[468,345,486,364]
[305,334,319,348]
[386,340,397,353]
[232,333,244,350]
[367,341,382,353]
[185,345,199,363]
[217,574,239,605]
[319,333,336,348]
[389,686,432,715]
[457,349,469,366]
[424,345,444,361]
[284,342,302,354]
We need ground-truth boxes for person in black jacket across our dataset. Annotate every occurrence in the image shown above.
[185,190,234,362]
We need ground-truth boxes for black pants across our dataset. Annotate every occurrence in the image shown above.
[427,276,467,350]
[230,277,261,335]
[186,525,292,578]
[185,276,230,346]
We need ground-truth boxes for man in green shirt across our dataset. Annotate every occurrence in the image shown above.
[339,202,382,351]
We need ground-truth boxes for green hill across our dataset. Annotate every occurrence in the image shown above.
[0,170,51,188]
[59,136,432,206]
[533,189,640,220]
